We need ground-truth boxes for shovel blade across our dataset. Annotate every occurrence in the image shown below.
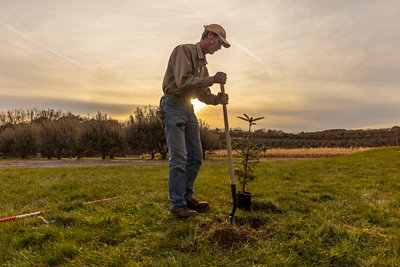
[229,184,237,225]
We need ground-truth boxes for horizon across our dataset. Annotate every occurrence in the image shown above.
[1,106,398,134]
[1,1,399,132]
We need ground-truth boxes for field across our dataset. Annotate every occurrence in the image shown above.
[1,147,399,266]
[211,147,371,158]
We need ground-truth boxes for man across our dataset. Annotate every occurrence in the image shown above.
[160,24,230,218]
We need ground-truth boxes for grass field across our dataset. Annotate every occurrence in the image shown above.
[1,147,399,266]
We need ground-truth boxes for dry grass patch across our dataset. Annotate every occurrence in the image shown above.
[212,147,371,158]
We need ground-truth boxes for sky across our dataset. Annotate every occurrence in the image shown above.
[1,0,399,132]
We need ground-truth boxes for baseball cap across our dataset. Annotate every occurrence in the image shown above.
[204,24,230,48]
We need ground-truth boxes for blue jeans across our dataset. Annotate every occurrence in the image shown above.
[160,96,203,208]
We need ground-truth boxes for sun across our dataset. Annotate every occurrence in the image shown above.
[191,98,206,112]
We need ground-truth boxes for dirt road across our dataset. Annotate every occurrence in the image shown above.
[0,159,170,169]
[0,159,224,169]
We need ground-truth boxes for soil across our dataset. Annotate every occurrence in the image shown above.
[207,223,252,248]
[197,201,284,248]
[199,217,258,248]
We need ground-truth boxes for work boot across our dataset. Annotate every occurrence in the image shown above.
[186,198,210,212]
[170,206,198,219]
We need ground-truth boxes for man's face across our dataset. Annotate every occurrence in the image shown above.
[207,33,222,54]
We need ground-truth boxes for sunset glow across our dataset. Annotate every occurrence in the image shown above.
[1,1,399,132]
[191,98,206,112]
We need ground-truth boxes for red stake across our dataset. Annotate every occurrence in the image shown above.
[0,210,47,223]
[84,196,118,205]
[0,196,118,223]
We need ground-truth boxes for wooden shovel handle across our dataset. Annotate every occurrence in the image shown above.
[221,84,237,225]
[220,84,236,186]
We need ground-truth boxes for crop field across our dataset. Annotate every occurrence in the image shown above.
[0,147,399,266]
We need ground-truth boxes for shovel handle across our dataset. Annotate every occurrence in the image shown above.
[220,84,236,186]
[221,84,237,224]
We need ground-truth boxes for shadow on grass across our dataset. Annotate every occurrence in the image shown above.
[235,217,267,229]
[252,201,283,214]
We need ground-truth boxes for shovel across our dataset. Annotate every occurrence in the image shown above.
[220,84,237,225]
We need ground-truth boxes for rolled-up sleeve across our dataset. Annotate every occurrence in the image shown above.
[197,88,218,105]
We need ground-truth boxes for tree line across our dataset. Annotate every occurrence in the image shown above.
[1,108,398,159]
[0,108,220,160]
[230,127,400,148]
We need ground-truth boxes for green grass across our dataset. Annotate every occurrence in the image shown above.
[1,147,399,266]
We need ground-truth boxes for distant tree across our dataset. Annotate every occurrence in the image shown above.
[153,120,168,159]
[126,106,167,159]
[0,108,65,127]
[38,120,58,159]
[145,107,167,159]
[33,109,64,124]
[0,113,8,128]
[199,119,220,159]
[82,112,124,159]
[0,109,27,126]
[69,118,86,159]
[0,127,15,158]
[391,126,399,146]
[126,108,146,155]
[54,116,82,159]
[12,123,38,159]
[36,113,80,159]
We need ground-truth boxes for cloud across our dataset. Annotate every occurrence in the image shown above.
[1,0,400,132]
[0,22,88,70]
[196,92,400,132]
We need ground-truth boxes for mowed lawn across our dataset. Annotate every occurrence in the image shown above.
[0,148,399,266]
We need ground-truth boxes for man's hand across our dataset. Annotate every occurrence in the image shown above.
[213,72,227,84]
[216,92,229,105]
